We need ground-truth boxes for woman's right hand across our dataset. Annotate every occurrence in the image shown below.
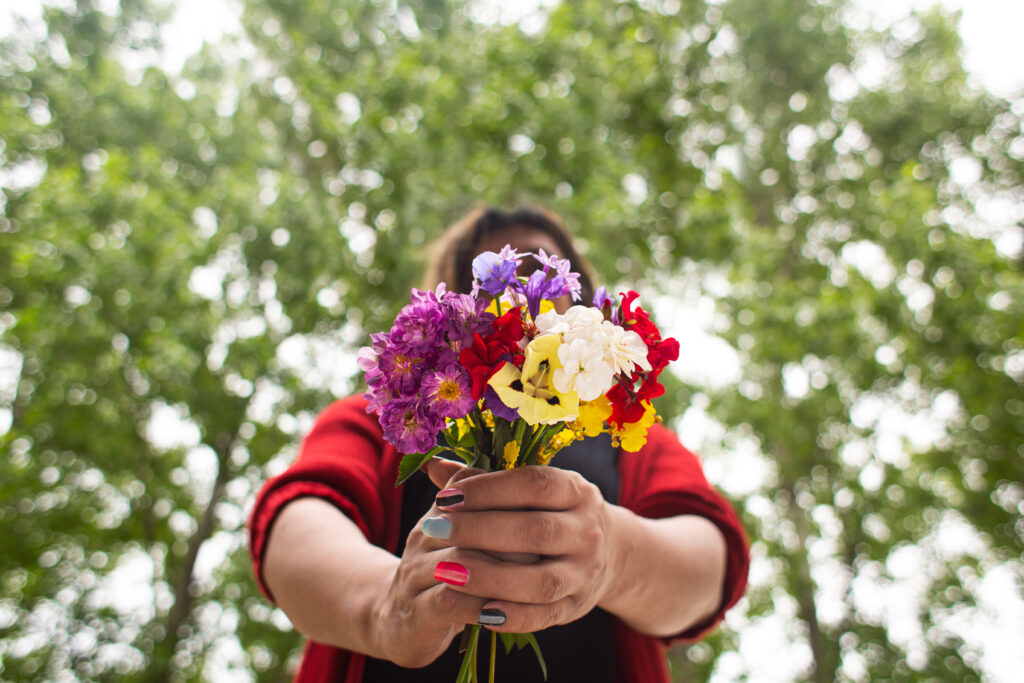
[370,462,488,667]
[263,468,483,668]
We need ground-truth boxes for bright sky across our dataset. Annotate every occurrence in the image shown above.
[1,0,1022,96]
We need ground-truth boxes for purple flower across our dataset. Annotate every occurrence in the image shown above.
[484,386,519,422]
[553,259,582,302]
[524,270,567,320]
[410,284,446,304]
[390,300,445,350]
[442,292,494,349]
[472,250,522,296]
[379,397,443,454]
[593,286,617,323]
[376,344,429,394]
[421,364,475,419]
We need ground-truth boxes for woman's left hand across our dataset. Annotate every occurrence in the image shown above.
[424,459,626,633]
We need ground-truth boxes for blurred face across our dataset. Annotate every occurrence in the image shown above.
[472,226,572,313]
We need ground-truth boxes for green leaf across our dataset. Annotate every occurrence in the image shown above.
[521,632,547,680]
[395,446,444,487]
[499,632,515,654]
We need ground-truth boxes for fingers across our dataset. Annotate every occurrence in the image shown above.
[421,582,489,627]
[476,596,580,632]
[435,553,583,605]
[424,550,596,632]
[423,510,599,556]
[424,456,468,489]
[435,465,594,512]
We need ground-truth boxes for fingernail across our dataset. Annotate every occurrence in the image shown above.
[478,608,506,626]
[436,488,464,510]
[420,455,446,474]
[421,516,452,540]
[434,561,468,586]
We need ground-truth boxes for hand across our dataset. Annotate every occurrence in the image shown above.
[371,459,489,667]
[422,458,619,633]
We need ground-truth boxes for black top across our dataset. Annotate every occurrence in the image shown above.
[361,435,620,683]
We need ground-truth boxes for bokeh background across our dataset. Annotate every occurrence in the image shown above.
[1,0,1022,681]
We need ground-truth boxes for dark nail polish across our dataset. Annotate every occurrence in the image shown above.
[478,608,506,626]
[436,488,464,509]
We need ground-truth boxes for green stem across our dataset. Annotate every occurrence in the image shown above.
[523,424,553,463]
[449,445,476,461]
[489,629,497,683]
[456,625,481,683]
[512,420,527,465]
[466,408,489,470]
[470,625,480,682]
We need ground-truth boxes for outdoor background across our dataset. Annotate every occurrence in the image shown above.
[1,0,1022,681]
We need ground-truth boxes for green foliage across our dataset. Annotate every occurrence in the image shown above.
[1,0,1020,681]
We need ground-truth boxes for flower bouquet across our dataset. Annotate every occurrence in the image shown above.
[359,245,679,682]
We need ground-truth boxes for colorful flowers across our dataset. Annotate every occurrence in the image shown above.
[362,247,678,468]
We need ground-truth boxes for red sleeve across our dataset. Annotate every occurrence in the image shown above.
[618,423,749,643]
[248,395,400,603]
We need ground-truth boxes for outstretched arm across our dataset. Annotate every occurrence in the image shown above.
[262,461,486,667]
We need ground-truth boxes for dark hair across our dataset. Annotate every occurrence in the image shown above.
[424,205,596,302]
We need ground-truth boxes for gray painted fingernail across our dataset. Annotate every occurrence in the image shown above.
[478,609,506,626]
[422,516,452,540]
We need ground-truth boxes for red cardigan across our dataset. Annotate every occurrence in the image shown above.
[249,396,749,683]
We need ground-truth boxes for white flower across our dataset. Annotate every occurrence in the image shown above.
[600,320,651,374]
[536,305,603,339]
[554,337,616,401]
[534,309,567,336]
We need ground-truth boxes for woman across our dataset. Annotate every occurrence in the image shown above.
[248,206,749,682]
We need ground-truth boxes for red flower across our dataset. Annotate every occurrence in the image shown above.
[457,308,526,400]
[606,291,681,424]
[620,291,678,366]
[607,382,647,427]
[492,307,525,346]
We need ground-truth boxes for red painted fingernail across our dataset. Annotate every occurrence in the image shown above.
[436,488,464,510]
[434,561,469,586]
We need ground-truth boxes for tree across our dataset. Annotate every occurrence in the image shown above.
[1,0,1020,680]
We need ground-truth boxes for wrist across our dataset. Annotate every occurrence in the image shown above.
[360,560,403,661]
[597,503,643,613]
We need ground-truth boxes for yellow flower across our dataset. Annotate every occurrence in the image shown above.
[549,427,577,450]
[488,335,579,425]
[484,297,525,317]
[577,396,613,437]
[451,417,471,441]
[614,401,657,452]
[503,441,519,469]
[486,298,552,318]
[534,427,576,466]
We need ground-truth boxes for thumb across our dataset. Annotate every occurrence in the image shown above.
[423,456,471,490]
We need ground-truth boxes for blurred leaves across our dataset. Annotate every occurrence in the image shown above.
[1,0,1021,681]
